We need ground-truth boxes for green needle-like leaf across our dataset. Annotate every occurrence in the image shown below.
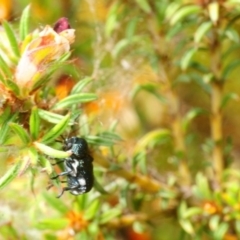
[170,5,200,26]
[34,142,70,158]
[38,109,74,125]
[19,5,31,41]
[41,114,70,144]
[53,93,97,110]
[99,208,122,224]
[0,163,20,190]
[71,77,93,94]
[84,199,100,220]
[30,107,40,140]
[9,123,30,144]
[0,113,17,144]
[36,218,68,230]
[5,79,20,96]
[43,193,69,214]
[0,54,12,78]
[2,20,20,57]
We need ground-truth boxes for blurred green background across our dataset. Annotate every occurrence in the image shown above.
[1,0,240,239]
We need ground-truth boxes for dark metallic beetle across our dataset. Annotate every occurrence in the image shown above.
[51,137,94,198]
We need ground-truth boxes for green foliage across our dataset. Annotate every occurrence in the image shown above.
[30,107,40,140]
[1,0,240,239]
[2,20,20,58]
[9,123,30,144]
[41,114,70,144]
[0,54,12,79]
[19,5,31,40]
[0,163,20,190]
[52,93,97,110]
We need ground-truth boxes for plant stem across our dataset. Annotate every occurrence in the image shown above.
[210,28,224,177]
[93,151,161,193]
[210,81,223,176]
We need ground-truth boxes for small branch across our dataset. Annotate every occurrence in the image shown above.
[93,152,161,193]
[169,91,191,184]
[210,82,224,176]
[105,213,148,228]
[209,27,224,178]
[103,208,177,229]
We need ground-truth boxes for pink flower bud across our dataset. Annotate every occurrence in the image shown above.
[53,17,71,33]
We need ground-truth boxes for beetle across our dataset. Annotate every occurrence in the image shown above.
[51,137,94,198]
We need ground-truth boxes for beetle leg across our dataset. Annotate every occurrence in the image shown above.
[47,179,68,190]
[46,183,53,190]
[56,187,68,198]
[51,170,73,180]
[57,185,77,198]
[56,183,87,198]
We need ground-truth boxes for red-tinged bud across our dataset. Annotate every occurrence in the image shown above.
[53,17,71,33]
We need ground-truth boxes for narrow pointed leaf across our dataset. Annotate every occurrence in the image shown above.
[214,223,228,239]
[41,114,70,144]
[30,107,40,140]
[5,79,20,96]
[86,135,118,146]
[170,5,200,25]
[0,133,14,147]
[36,218,68,230]
[38,155,53,174]
[19,5,31,40]
[34,142,70,158]
[38,109,74,125]
[220,93,239,109]
[194,172,212,199]
[112,37,141,58]
[182,108,204,131]
[225,28,239,43]
[0,224,19,239]
[134,129,171,156]
[105,2,119,37]
[94,178,109,194]
[84,199,100,220]
[71,77,93,94]
[182,207,202,219]
[28,147,38,165]
[0,163,20,190]
[0,71,6,84]
[194,21,212,43]
[165,2,181,20]
[208,2,219,24]
[99,208,122,224]
[43,193,69,214]
[180,48,198,71]
[2,20,20,57]
[9,122,30,144]
[53,93,97,110]
[179,219,195,235]
[0,106,11,124]
[0,113,17,144]
[134,0,151,13]
[0,54,12,78]
[98,131,122,142]
[222,59,240,80]
[17,151,31,177]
